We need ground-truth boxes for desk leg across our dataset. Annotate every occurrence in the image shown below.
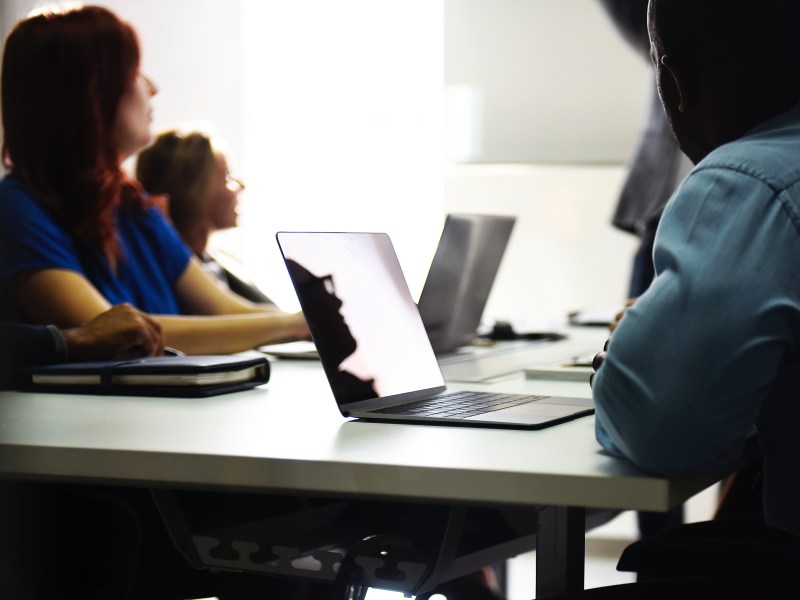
[535,506,585,597]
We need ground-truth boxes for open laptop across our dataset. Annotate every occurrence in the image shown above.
[277,231,593,429]
[418,214,515,353]
[262,213,515,359]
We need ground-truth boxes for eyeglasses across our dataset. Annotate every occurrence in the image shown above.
[225,172,245,192]
[319,274,336,295]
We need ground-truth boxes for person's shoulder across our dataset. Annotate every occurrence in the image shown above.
[120,199,191,266]
[0,174,21,189]
[663,108,800,239]
[0,176,49,221]
[119,200,171,232]
[134,199,171,222]
[700,105,800,191]
[0,175,35,201]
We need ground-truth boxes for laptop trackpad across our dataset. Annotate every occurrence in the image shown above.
[466,402,592,425]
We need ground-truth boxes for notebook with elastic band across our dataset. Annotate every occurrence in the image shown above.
[25,355,270,397]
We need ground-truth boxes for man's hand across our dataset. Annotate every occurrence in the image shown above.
[593,297,638,385]
[61,304,164,360]
[609,298,637,332]
[589,339,610,388]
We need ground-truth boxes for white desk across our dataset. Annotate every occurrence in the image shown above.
[0,334,721,597]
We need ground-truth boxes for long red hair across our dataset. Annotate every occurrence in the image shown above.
[2,5,146,263]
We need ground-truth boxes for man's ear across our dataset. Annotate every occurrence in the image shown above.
[659,55,688,113]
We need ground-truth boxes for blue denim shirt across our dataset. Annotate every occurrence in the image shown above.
[593,103,800,537]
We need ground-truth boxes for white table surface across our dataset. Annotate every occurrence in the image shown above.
[0,332,719,512]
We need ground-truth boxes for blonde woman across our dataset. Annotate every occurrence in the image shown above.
[136,128,273,305]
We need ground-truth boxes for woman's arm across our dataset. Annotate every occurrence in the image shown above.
[11,269,112,327]
[175,258,283,315]
[11,268,308,354]
[155,311,307,354]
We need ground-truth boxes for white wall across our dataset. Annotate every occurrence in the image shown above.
[235,1,445,307]
[445,164,638,321]
[445,0,652,163]
[1,0,645,317]
[442,0,650,317]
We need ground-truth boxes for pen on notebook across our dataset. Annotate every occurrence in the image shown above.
[163,346,186,357]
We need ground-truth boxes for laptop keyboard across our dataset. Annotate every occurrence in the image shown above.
[371,391,548,419]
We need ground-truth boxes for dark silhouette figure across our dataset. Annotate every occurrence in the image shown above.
[285,259,377,402]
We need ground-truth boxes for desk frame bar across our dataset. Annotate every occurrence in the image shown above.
[536,506,585,597]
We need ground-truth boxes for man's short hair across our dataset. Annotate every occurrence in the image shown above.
[650,0,800,108]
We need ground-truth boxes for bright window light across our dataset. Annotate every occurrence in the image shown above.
[229,0,445,309]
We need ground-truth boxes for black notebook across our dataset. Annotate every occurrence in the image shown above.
[25,355,270,397]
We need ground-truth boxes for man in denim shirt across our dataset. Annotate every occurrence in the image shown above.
[593,0,800,565]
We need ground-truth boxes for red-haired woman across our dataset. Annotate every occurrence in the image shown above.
[0,6,328,599]
[0,5,308,354]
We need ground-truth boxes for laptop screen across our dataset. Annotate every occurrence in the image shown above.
[418,214,515,353]
[277,232,446,406]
